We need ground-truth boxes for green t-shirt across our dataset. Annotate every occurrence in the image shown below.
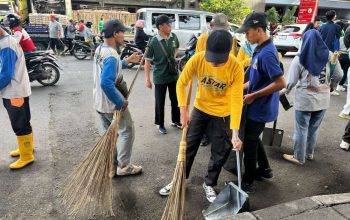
[145,33,179,84]
[98,20,104,33]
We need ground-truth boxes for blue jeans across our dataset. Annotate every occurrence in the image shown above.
[98,109,135,166]
[293,110,326,163]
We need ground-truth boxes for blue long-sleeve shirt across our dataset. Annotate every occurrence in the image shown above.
[0,47,17,90]
[320,21,342,52]
[100,57,128,109]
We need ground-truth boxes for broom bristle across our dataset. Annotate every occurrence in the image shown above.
[61,114,120,218]
[161,161,186,220]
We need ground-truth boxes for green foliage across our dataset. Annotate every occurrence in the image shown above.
[199,0,253,24]
[282,6,297,25]
[266,7,280,23]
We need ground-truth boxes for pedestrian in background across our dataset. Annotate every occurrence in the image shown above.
[84,21,95,59]
[319,10,342,52]
[236,12,286,193]
[340,121,350,151]
[134,20,149,53]
[159,30,244,203]
[336,22,350,93]
[144,15,181,134]
[338,25,350,120]
[66,19,76,54]
[0,26,35,169]
[282,29,343,165]
[98,16,104,34]
[77,19,85,41]
[49,15,63,55]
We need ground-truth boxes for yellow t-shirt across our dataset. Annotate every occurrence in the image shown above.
[177,51,244,129]
[196,32,236,55]
[237,47,252,69]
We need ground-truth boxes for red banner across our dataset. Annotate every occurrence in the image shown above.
[297,0,319,24]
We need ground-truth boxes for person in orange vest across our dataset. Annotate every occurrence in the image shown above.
[6,14,36,53]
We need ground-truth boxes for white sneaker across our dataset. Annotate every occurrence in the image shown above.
[203,183,216,203]
[330,91,340,96]
[336,85,346,92]
[159,182,173,196]
[340,140,350,151]
[116,164,142,176]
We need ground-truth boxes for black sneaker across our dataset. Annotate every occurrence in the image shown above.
[241,182,255,194]
[171,122,182,129]
[159,126,167,134]
[232,180,255,194]
[255,168,273,180]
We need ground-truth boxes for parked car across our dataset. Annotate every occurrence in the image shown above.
[136,8,214,52]
[273,24,307,56]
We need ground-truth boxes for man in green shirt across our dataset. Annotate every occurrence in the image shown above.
[144,15,181,134]
[98,17,104,34]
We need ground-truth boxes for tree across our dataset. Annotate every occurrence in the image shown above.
[200,0,253,24]
[282,6,297,25]
[266,7,280,23]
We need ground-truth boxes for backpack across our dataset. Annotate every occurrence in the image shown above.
[344,28,350,49]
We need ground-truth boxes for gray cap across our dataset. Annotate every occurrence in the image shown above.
[211,13,230,30]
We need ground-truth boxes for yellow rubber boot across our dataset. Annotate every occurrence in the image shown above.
[9,134,35,169]
[10,133,34,157]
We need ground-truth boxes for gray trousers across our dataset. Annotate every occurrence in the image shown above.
[98,109,135,166]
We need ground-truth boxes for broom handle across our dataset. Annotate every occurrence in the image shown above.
[126,38,153,99]
[126,46,149,99]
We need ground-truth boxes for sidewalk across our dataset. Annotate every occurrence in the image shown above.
[232,193,350,220]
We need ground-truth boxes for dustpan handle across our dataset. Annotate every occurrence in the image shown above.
[236,150,241,190]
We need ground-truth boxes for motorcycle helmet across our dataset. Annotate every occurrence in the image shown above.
[6,14,21,29]
[86,21,93,28]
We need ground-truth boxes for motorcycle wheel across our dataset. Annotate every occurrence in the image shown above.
[120,50,136,69]
[73,46,88,60]
[37,63,60,86]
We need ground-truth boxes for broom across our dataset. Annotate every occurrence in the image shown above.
[61,42,150,218]
[161,80,193,220]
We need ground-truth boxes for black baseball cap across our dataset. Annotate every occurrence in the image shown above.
[236,12,267,33]
[155,15,175,28]
[102,19,129,38]
[205,30,233,64]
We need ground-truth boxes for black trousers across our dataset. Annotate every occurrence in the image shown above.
[343,121,350,143]
[154,81,180,127]
[3,97,32,136]
[66,38,74,52]
[186,108,232,186]
[339,54,350,86]
[243,118,270,184]
[49,38,62,53]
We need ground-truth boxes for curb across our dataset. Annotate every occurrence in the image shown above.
[232,193,350,220]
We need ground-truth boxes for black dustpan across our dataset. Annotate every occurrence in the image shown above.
[202,151,249,219]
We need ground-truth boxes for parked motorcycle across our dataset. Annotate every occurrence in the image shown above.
[178,34,198,71]
[25,51,61,86]
[120,43,143,69]
[72,36,103,60]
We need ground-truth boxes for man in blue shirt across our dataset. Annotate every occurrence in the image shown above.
[319,10,341,52]
[236,12,286,193]
[93,19,142,176]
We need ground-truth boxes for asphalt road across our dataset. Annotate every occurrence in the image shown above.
[0,54,349,220]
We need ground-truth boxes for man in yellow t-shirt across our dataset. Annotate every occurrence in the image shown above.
[196,13,235,146]
[196,13,235,55]
[159,30,244,203]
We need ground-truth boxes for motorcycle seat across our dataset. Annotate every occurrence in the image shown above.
[25,51,50,58]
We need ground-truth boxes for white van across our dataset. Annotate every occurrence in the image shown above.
[136,8,214,51]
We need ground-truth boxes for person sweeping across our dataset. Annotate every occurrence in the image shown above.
[0,25,35,169]
[159,30,244,203]
[93,19,143,176]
